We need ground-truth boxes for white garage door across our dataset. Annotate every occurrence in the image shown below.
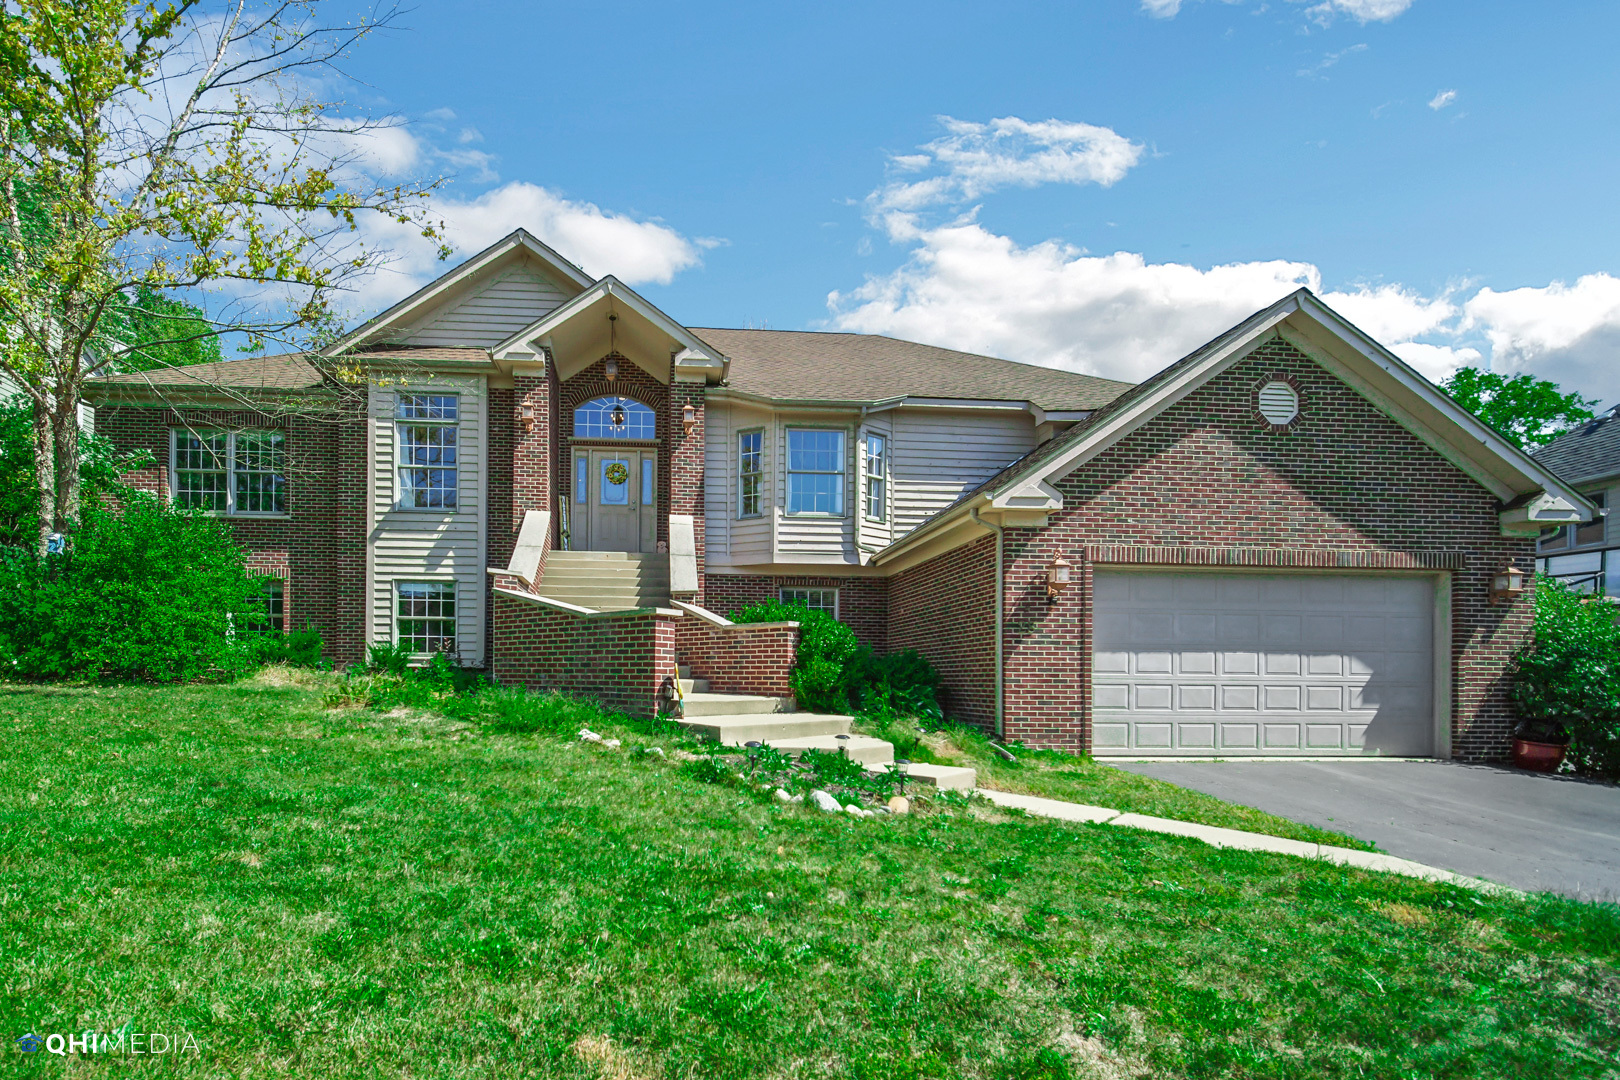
[1092,572,1434,757]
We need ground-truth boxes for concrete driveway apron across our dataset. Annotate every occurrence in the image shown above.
[1106,760,1620,900]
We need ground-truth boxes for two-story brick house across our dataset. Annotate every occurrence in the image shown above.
[86,229,1592,761]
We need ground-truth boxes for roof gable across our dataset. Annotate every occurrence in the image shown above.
[876,289,1595,564]
[326,229,594,355]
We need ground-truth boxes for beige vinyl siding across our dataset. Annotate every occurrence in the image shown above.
[777,418,854,560]
[890,408,1037,538]
[400,267,571,348]
[702,398,779,568]
[856,414,895,552]
[367,377,487,663]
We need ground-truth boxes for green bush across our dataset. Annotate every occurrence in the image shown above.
[729,600,942,720]
[1512,575,1620,778]
[248,626,326,668]
[0,494,267,681]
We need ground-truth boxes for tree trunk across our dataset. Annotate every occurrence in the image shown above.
[31,401,55,554]
[51,393,81,534]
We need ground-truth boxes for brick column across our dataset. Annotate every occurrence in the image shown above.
[513,370,552,521]
[332,399,369,665]
[669,375,706,595]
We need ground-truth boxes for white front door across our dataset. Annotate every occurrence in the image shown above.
[1091,571,1435,757]
[577,449,655,552]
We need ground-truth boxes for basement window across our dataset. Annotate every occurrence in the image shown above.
[780,587,838,618]
[397,582,456,655]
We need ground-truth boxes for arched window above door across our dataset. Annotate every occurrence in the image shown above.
[574,396,656,439]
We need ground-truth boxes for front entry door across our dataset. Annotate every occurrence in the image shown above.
[578,448,655,552]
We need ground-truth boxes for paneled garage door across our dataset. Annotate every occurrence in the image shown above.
[1092,572,1434,757]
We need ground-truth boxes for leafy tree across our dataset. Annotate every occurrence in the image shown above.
[0,396,151,547]
[1439,367,1597,451]
[0,1,445,551]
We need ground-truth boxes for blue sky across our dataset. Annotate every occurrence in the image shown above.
[336,0,1620,404]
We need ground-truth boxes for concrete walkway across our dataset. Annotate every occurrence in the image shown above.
[976,788,1512,893]
[1106,760,1620,901]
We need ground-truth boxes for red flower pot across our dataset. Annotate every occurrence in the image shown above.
[1511,738,1567,773]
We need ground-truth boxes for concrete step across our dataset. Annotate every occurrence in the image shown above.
[681,712,852,743]
[677,664,691,680]
[765,734,894,766]
[865,761,977,790]
[547,551,667,563]
[679,678,710,694]
[534,588,670,606]
[681,692,794,717]
[541,572,671,587]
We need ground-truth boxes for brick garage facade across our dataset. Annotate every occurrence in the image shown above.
[887,337,1535,760]
[886,535,997,728]
[702,573,889,651]
[492,592,678,716]
[94,402,371,664]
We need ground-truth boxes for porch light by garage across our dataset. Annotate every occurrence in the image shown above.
[1047,554,1073,600]
[1490,562,1526,605]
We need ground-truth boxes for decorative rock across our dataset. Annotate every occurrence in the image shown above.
[887,796,911,815]
[578,729,602,743]
[844,804,863,816]
[645,746,666,757]
[811,789,842,814]
[775,788,794,803]
[603,738,621,749]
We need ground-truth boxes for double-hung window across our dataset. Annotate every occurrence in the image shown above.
[398,394,458,509]
[739,430,763,517]
[786,428,844,515]
[172,429,286,514]
[863,433,886,522]
[398,582,456,654]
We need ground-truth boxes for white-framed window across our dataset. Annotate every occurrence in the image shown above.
[397,581,456,654]
[1575,491,1607,547]
[739,429,763,517]
[171,429,287,515]
[397,394,458,510]
[248,579,285,634]
[786,428,844,515]
[863,433,886,522]
[780,587,838,617]
[575,396,655,439]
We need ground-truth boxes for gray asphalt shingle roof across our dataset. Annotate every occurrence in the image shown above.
[1533,405,1620,485]
[691,328,1133,412]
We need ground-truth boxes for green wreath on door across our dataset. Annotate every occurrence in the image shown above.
[604,462,630,486]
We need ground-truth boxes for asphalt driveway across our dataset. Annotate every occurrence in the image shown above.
[1107,760,1620,900]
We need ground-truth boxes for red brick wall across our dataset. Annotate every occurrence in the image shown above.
[669,374,706,590]
[703,573,889,651]
[95,402,370,664]
[992,336,1534,758]
[885,536,996,728]
[675,617,798,697]
[491,592,677,717]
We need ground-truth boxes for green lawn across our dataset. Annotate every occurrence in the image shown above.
[856,717,1378,850]
[4,674,1617,1078]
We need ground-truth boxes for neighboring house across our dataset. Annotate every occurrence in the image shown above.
[1532,403,1620,593]
[84,229,1591,762]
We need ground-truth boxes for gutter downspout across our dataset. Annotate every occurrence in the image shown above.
[969,508,1004,740]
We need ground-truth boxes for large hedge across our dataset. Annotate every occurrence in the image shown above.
[729,600,941,720]
[0,495,275,681]
[1512,576,1620,779]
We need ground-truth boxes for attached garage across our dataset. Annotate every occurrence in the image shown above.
[1091,571,1439,757]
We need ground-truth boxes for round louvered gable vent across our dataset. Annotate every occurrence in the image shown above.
[1258,381,1300,425]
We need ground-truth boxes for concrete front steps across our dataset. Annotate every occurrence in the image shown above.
[536,551,670,611]
[674,665,976,788]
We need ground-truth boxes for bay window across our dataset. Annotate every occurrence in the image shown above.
[786,428,844,515]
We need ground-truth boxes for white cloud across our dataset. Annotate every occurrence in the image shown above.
[1140,0,1185,16]
[829,219,1620,405]
[1428,89,1458,110]
[872,116,1144,216]
[1309,0,1415,23]
[354,182,707,310]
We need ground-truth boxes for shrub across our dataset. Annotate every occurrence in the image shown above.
[0,494,266,681]
[729,600,942,720]
[1512,576,1620,778]
[249,626,326,668]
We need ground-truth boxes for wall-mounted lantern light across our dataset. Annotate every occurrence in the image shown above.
[520,403,535,432]
[1047,554,1073,601]
[1489,561,1526,605]
[604,356,618,381]
[682,402,697,435]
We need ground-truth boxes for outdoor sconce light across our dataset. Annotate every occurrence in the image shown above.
[604,356,618,381]
[682,402,697,435]
[1046,554,1073,601]
[1490,561,1526,605]
[519,403,535,432]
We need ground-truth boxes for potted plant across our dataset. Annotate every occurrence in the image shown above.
[1510,717,1569,773]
